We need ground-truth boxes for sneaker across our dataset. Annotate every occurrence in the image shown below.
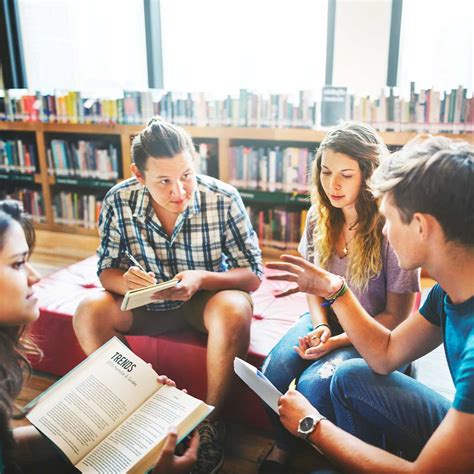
[191,419,225,474]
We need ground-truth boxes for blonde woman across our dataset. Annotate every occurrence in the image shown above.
[259,122,420,473]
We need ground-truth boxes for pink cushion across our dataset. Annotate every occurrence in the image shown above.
[31,256,308,429]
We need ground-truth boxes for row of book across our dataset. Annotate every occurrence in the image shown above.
[0,139,38,174]
[359,85,473,132]
[0,85,472,132]
[229,145,315,193]
[47,139,120,180]
[53,191,102,229]
[0,188,45,221]
[248,207,307,251]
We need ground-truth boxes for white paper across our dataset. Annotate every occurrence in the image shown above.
[233,357,282,414]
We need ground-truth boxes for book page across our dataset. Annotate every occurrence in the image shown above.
[76,385,212,474]
[26,338,160,465]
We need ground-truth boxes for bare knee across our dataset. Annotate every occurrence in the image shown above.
[205,291,252,334]
[73,291,126,334]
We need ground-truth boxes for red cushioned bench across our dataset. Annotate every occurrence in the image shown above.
[31,256,309,430]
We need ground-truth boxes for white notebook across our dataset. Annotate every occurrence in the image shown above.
[120,279,179,311]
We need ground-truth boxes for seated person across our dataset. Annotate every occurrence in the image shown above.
[259,122,419,473]
[0,200,195,473]
[269,136,474,473]
[73,117,263,474]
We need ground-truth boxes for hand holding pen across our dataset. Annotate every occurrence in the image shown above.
[123,250,157,290]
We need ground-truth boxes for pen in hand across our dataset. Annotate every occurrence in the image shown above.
[124,250,146,272]
[124,250,156,284]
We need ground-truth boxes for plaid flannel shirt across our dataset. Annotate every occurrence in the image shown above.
[97,174,263,311]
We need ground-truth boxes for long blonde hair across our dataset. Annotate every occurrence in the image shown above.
[310,122,388,290]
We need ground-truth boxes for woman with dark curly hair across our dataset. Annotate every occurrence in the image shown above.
[0,200,198,473]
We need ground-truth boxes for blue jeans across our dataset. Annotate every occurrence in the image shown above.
[261,312,362,450]
[331,359,451,460]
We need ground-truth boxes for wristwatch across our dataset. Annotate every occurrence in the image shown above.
[297,413,326,440]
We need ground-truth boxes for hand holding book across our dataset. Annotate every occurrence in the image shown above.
[26,337,213,473]
[121,251,180,310]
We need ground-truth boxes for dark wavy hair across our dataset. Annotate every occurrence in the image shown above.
[0,200,40,472]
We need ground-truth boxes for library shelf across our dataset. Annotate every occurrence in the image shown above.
[0,121,472,253]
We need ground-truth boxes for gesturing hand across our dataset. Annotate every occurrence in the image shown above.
[266,254,342,299]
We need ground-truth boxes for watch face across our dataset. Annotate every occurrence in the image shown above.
[300,416,314,432]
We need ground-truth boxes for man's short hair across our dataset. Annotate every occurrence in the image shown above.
[371,135,474,247]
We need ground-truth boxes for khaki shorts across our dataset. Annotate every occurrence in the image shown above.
[129,289,253,336]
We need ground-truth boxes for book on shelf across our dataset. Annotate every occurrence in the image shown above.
[53,191,102,229]
[321,86,348,127]
[121,279,180,311]
[230,145,315,193]
[47,139,120,180]
[247,206,304,251]
[0,187,45,222]
[26,337,213,474]
[0,139,37,174]
[1,85,472,132]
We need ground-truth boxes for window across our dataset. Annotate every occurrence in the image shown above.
[332,0,392,97]
[18,0,148,93]
[397,0,473,94]
[160,0,328,95]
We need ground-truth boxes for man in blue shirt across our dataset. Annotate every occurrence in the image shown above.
[268,135,473,473]
[74,118,262,474]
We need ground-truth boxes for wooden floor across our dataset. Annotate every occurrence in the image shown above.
[14,245,331,473]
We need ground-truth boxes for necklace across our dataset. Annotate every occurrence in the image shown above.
[342,225,356,256]
[342,236,354,256]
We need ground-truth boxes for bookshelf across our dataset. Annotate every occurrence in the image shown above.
[0,121,473,254]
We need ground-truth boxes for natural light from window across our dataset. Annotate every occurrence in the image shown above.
[18,0,148,94]
[398,0,473,95]
[160,0,328,97]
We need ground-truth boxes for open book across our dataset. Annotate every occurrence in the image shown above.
[26,337,213,473]
[120,278,179,311]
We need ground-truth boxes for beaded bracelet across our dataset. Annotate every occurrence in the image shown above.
[321,277,348,307]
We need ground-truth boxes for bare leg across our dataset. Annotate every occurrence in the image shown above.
[73,290,133,355]
[202,290,252,418]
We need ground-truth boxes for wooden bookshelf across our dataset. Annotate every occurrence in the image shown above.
[0,121,473,253]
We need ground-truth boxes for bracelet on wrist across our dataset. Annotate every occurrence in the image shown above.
[321,277,348,307]
[313,323,331,332]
